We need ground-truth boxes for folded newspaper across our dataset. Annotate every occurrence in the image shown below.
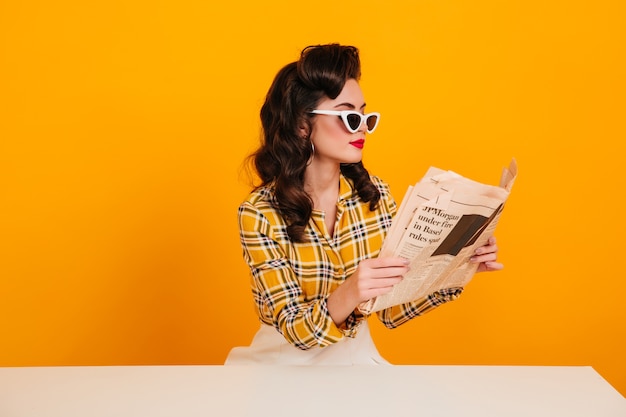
[358,159,518,314]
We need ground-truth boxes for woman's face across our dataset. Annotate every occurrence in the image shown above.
[309,79,370,165]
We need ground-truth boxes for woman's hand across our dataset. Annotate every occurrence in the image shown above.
[344,257,409,302]
[470,236,503,273]
[327,257,409,325]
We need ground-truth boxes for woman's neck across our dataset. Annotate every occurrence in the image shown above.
[304,162,341,211]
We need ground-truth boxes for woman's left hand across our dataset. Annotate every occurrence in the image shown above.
[470,236,503,273]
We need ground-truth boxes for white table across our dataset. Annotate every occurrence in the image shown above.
[0,365,624,416]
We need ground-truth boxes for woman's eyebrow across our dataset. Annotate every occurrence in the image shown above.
[333,102,367,110]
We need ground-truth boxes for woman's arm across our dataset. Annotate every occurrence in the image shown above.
[239,201,354,350]
[326,257,408,325]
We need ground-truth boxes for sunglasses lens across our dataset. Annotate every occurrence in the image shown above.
[365,114,378,132]
[344,113,361,131]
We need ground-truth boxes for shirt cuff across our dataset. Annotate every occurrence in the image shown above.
[336,309,367,338]
[429,287,464,305]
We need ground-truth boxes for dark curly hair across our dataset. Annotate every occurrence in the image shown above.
[250,44,380,242]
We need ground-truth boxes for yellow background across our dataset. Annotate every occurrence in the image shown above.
[1,0,625,395]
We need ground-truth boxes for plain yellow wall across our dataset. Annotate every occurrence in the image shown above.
[1,0,625,395]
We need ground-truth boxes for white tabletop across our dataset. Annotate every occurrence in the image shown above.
[0,365,624,417]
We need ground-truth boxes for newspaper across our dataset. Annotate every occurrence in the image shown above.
[358,159,518,314]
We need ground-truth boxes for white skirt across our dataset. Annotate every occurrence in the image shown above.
[224,321,389,365]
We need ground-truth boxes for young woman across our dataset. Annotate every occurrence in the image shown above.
[225,44,502,365]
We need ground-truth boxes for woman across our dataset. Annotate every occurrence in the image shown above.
[225,44,501,365]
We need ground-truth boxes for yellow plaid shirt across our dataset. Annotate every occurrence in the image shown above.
[238,174,462,350]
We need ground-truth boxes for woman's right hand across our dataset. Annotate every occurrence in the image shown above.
[344,257,409,302]
[327,257,409,325]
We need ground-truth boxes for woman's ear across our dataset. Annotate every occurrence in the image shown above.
[298,119,310,139]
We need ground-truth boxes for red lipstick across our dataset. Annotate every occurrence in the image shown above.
[350,139,365,149]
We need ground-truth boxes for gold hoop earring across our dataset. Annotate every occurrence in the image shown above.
[307,142,315,165]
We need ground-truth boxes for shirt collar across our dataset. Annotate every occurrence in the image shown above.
[338,174,355,203]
